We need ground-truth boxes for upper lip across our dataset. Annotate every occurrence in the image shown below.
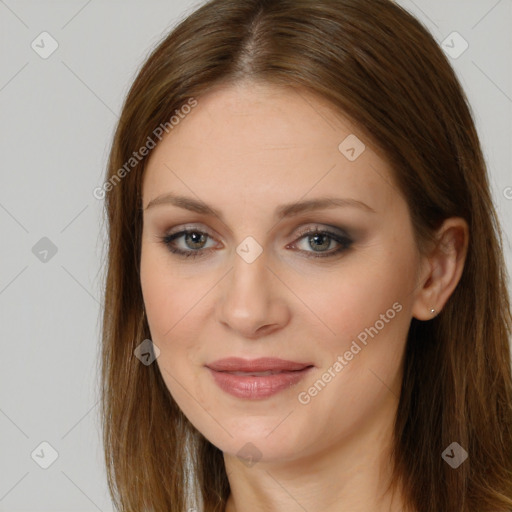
[206,357,313,372]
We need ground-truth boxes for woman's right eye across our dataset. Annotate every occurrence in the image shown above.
[160,228,217,259]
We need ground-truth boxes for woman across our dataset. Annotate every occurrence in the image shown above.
[99,0,512,511]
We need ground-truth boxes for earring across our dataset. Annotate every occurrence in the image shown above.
[430,307,436,315]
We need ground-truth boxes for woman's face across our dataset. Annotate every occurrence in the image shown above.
[140,81,425,463]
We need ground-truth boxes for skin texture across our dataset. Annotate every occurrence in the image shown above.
[139,81,468,512]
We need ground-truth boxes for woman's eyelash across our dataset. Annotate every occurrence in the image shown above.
[161,229,216,259]
[160,225,353,260]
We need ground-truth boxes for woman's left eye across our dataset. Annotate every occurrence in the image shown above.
[160,225,353,260]
[289,227,353,259]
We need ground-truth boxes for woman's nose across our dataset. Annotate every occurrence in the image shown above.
[214,246,291,339]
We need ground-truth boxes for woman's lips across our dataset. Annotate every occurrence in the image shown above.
[206,357,314,400]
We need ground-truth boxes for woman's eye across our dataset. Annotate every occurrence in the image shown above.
[161,229,217,259]
[160,225,353,260]
[290,228,353,259]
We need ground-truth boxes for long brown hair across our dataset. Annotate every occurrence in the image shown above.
[99,0,512,510]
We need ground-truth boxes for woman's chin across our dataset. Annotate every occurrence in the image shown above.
[204,422,310,464]
[222,439,302,466]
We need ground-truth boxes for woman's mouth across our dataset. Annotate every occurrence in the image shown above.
[206,357,314,400]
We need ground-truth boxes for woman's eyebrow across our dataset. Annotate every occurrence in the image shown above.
[144,192,376,219]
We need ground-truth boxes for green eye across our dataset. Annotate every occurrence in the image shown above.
[160,225,353,260]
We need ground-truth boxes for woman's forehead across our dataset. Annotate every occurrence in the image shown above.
[142,83,402,217]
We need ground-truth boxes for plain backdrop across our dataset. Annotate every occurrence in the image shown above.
[0,0,511,510]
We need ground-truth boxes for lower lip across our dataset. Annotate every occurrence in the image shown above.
[207,366,313,400]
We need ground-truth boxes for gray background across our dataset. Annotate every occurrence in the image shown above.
[0,0,511,510]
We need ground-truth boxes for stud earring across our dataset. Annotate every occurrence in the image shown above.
[430,307,436,315]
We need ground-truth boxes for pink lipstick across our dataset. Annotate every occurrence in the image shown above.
[206,357,314,400]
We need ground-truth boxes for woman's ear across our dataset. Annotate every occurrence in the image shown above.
[411,217,469,321]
